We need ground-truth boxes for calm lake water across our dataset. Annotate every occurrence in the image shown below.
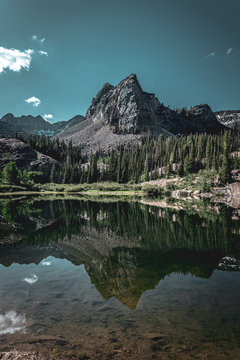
[0,196,240,359]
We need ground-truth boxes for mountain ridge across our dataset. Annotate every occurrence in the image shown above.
[0,113,85,137]
[0,74,233,155]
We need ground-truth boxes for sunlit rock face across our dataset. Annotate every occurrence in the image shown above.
[85,74,173,136]
[216,110,240,131]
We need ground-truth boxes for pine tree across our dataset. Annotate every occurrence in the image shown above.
[117,150,122,183]
[219,132,232,185]
[50,164,56,183]
[2,162,20,185]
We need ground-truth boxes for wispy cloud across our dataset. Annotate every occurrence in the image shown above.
[226,47,233,56]
[38,50,48,56]
[25,96,41,107]
[43,114,54,121]
[206,52,216,58]
[0,47,34,73]
[32,35,46,44]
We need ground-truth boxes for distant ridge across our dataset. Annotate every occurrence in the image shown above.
[0,113,85,137]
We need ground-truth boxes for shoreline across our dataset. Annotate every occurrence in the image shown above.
[0,181,239,208]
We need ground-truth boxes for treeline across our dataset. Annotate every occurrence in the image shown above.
[15,131,240,185]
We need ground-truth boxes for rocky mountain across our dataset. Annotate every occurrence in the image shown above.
[0,113,85,137]
[0,74,228,155]
[56,74,226,154]
[215,110,240,131]
[0,138,59,176]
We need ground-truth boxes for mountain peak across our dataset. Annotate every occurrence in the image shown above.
[1,113,14,121]
[119,73,142,90]
[125,73,138,81]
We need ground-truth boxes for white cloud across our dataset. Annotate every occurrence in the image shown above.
[226,47,233,56]
[38,50,48,56]
[22,274,39,285]
[25,96,41,107]
[0,47,34,74]
[32,35,37,41]
[43,114,54,121]
[207,52,216,58]
[40,37,46,43]
[0,311,26,335]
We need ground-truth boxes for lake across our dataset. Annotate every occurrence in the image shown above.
[0,196,240,359]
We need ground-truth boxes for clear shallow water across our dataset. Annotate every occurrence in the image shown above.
[0,196,240,359]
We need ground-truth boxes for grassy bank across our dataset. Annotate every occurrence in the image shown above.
[0,182,144,197]
[0,171,233,200]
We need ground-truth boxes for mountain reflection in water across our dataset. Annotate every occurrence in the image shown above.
[1,197,240,309]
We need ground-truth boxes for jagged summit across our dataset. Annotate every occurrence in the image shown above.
[83,73,172,135]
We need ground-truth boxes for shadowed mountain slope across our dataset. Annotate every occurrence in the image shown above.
[0,113,85,137]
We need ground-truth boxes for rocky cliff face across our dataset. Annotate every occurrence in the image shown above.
[0,138,59,176]
[85,74,173,136]
[56,74,225,154]
[0,113,85,137]
[215,110,240,131]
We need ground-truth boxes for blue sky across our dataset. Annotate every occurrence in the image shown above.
[0,0,239,122]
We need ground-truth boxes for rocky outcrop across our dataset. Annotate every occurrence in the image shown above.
[0,138,59,176]
[218,256,240,271]
[0,113,85,137]
[56,74,225,154]
[183,104,226,134]
[216,110,240,131]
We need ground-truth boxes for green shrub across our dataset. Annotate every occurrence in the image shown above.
[166,183,176,191]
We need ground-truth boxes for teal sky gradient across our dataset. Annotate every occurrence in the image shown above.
[0,0,239,122]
